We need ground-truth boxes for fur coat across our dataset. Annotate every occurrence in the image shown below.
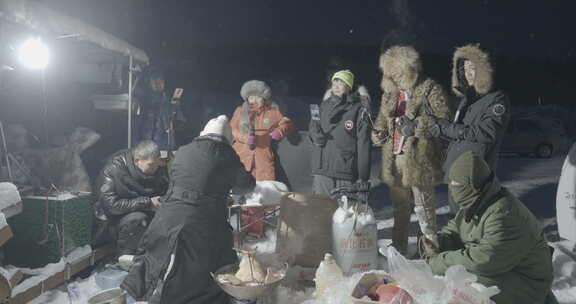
[373,46,452,187]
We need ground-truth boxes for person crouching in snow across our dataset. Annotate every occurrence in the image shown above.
[230,80,294,237]
[423,152,555,304]
[309,69,372,196]
[122,115,256,304]
[372,46,451,255]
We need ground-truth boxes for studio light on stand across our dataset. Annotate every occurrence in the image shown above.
[17,37,49,70]
[16,37,50,149]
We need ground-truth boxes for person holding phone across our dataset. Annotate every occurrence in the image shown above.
[372,46,451,255]
[133,68,186,156]
[309,70,372,196]
[230,80,294,237]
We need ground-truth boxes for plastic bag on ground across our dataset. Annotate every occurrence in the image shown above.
[387,246,444,303]
[387,247,499,304]
[442,265,499,304]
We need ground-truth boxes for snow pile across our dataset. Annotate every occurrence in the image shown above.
[0,212,7,230]
[65,245,93,264]
[0,182,21,210]
[12,259,67,297]
[244,181,289,206]
[551,240,576,303]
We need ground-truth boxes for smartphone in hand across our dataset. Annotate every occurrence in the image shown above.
[310,104,320,121]
[171,88,184,104]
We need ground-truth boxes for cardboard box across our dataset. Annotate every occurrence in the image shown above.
[351,272,396,304]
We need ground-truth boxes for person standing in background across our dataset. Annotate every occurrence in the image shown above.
[309,69,372,196]
[230,80,294,237]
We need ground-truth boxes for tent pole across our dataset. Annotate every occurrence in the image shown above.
[128,55,133,149]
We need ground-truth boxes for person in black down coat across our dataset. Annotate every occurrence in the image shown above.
[122,115,256,304]
[93,140,168,255]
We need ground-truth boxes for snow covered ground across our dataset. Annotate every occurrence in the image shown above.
[29,154,576,303]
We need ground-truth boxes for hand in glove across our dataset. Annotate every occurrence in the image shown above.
[429,118,450,138]
[247,134,256,150]
[371,129,388,146]
[309,120,327,147]
[270,130,283,141]
[396,116,417,137]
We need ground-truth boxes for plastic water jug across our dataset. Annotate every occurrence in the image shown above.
[331,196,378,276]
[314,253,344,299]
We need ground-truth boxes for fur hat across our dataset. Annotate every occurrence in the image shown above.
[200,115,233,144]
[451,44,493,96]
[240,80,272,101]
[379,46,422,92]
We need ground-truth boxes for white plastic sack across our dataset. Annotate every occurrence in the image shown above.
[244,181,288,206]
[386,247,499,304]
[442,265,499,304]
[387,247,445,303]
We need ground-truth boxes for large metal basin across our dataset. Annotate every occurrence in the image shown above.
[211,263,287,301]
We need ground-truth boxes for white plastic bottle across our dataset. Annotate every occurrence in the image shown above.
[314,253,344,299]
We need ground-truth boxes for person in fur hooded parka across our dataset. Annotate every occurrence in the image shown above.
[372,46,451,254]
[428,44,510,178]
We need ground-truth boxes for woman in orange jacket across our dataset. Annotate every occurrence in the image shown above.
[231,80,294,181]
[231,80,293,237]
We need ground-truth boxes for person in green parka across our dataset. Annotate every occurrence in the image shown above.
[423,151,555,304]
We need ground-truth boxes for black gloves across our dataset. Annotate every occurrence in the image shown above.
[309,120,327,147]
[429,117,450,138]
[396,116,417,137]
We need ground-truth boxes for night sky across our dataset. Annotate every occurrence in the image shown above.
[2,0,576,176]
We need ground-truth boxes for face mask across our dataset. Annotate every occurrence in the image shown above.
[449,182,479,210]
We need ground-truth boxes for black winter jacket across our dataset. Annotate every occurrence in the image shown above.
[309,92,371,181]
[439,91,510,178]
[95,149,168,220]
[122,135,255,303]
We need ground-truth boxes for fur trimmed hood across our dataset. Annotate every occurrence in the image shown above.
[451,44,493,96]
[240,80,272,101]
[379,46,422,93]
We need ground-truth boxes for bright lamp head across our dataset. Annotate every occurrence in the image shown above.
[18,38,49,69]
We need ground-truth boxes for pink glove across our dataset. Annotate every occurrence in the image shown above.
[247,135,256,146]
[270,130,283,141]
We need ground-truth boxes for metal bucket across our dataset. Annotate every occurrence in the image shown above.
[88,288,127,304]
[211,263,287,301]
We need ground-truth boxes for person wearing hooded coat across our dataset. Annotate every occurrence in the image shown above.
[428,44,511,178]
[121,115,256,304]
[424,152,555,304]
[309,70,372,196]
[372,46,452,254]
